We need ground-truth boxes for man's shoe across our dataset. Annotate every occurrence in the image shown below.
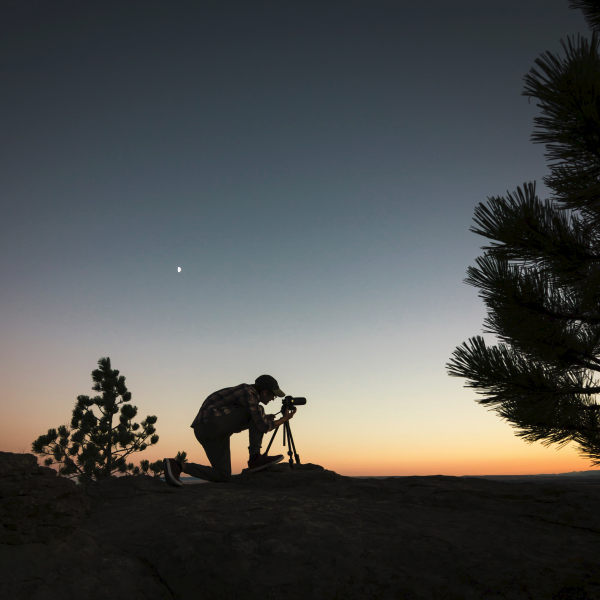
[247,453,284,473]
[163,458,183,487]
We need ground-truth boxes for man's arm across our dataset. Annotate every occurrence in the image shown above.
[243,388,276,433]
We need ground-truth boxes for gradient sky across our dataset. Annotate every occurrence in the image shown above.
[2,0,597,477]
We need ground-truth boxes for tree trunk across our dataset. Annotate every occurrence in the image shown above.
[105,404,113,477]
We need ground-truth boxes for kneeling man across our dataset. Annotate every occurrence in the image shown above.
[163,374,296,486]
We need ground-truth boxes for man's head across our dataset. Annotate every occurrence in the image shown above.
[254,374,285,405]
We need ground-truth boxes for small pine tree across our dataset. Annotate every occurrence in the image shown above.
[32,357,160,483]
[134,459,164,477]
[132,452,187,477]
[175,450,188,465]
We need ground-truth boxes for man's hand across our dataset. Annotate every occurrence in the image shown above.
[283,406,297,421]
[273,406,297,428]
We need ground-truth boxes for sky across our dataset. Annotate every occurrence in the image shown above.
[1,0,597,477]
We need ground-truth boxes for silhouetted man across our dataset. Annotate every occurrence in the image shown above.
[163,375,296,485]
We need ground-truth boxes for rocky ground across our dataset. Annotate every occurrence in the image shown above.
[1,451,600,599]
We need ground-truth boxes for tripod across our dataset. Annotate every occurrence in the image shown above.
[265,416,301,468]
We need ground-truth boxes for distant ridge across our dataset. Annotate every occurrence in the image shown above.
[461,470,600,478]
[350,470,600,480]
[163,470,600,483]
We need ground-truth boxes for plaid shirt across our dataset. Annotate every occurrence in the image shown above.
[191,383,276,433]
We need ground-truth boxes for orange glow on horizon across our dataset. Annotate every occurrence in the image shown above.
[13,442,595,479]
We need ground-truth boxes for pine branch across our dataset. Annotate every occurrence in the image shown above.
[470,182,600,272]
[557,423,600,432]
[521,32,600,210]
[569,1,600,34]
[447,336,600,404]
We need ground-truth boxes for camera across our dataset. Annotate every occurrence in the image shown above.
[282,395,307,411]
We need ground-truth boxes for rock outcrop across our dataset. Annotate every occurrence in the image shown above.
[2,455,600,599]
[0,451,90,545]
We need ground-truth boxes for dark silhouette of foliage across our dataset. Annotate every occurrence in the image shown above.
[132,451,188,477]
[32,357,160,482]
[570,0,600,34]
[447,2,600,465]
[175,450,188,464]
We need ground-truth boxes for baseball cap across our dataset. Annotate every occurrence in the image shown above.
[254,374,285,397]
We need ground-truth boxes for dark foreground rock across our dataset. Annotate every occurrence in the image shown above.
[2,456,600,599]
[0,451,90,545]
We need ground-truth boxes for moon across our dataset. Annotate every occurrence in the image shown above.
[177,267,181,273]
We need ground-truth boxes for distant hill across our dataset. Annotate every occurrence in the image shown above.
[166,470,600,484]
[533,470,600,477]
[461,470,600,479]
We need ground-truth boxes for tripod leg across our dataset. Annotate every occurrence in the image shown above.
[285,423,301,465]
[264,426,279,455]
[284,422,294,467]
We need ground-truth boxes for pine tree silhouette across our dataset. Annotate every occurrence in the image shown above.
[447,1,600,465]
[32,357,160,482]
